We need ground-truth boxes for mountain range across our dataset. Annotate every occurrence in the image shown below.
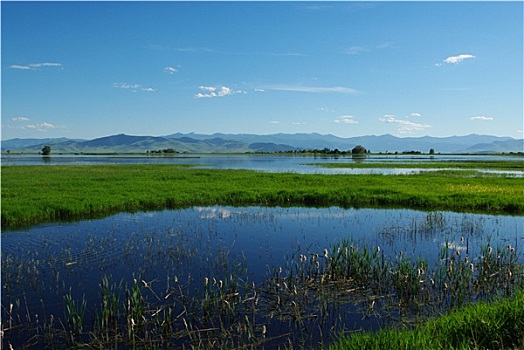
[2,133,523,154]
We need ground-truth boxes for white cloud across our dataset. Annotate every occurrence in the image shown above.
[436,54,475,66]
[30,62,63,68]
[164,66,178,74]
[264,85,358,94]
[408,113,421,117]
[379,114,430,134]
[10,65,32,70]
[26,122,58,132]
[10,62,63,70]
[12,117,30,122]
[270,120,281,124]
[334,115,359,124]
[113,82,141,89]
[218,86,233,97]
[194,85,244,98]
[470,116,494,121]
[113,82,155,92]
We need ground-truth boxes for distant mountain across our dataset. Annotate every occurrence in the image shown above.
[462,139,524,154]
[2,133,522,154]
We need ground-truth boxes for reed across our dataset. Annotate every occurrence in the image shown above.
[63,288,87,345]
[2,237,523,349]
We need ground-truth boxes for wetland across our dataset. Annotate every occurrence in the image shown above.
[1,156,523,349]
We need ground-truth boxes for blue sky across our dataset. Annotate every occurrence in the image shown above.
[2,1,523,140]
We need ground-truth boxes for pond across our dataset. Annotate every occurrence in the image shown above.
[2,154,523,176]
[2,206,523,348]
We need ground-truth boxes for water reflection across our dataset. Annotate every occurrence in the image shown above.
[2,154,523,176]
[1,207,522,348]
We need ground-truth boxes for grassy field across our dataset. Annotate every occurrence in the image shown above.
[2,163,523,228]
[330,290,524,350]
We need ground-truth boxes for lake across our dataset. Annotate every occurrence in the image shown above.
[2,153,523,176]
[2,206,523,348]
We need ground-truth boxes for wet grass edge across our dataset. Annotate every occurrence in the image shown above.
[329,289,524,350]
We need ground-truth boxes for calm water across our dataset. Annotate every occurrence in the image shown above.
[2,206,523,348]
[2,154,523,176]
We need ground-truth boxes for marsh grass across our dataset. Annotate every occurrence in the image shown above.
[2,164,523,228]
[2,235,523,349]
[330,289,524,350]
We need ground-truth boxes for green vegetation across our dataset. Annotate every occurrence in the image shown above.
[2,164,523,228]
[41,145,51,156]
[3,230,523,349]
[330,290,524,350]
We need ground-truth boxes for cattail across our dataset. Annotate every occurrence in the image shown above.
[460,236,464,243]
[204,277,208,287]
[261,325,266,336]
[323,249,329,258]
[219,280,223,289]
[469,263,474,272]
[488,246,493,255]
[456,250,461,257]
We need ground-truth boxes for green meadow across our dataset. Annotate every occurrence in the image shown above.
[1,163,523,228]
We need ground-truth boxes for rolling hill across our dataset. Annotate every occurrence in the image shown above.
[1,133,522,154]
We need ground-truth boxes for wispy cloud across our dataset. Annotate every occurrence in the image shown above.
[263,85,358,94]
[470,116,494,121]
[164,66,178,74]
[379,114,430,134]
[10,62,63,70]
[26,122,58,132]
[194,85,245,98]
[334,115,359,124]
[436,54,475,66]
[344,46,368,55]
[112,83,155,92]
[12,116,30,122]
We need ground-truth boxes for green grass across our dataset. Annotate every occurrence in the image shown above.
[2,164,523,228]
[330,290,524,350]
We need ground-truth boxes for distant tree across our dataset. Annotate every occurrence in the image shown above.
[351,145,367,155]
[41,145,51,156]
[429,148,435,155]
